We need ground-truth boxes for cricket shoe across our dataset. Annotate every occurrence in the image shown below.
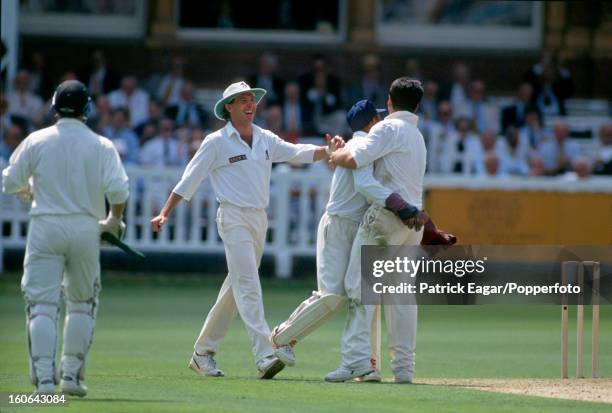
[324,365,374,382]
[394,372,413,384]
[274,345,295,367]
[257,356,285,379]
[355,369,382,383]
[35,379,55,395]
[60,375,87,397]
[189,352,224,377]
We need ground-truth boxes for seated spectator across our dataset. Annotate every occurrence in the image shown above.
[6,70,44,129]
[454,80,492,133]
[525,50,573,117]
[484,151,502,177]
[81,50,120,99]
[0,125,25,162]
[299,55,343,134]
[249,53,284,106]
[0,92,29,141]
[440,117,485,175]
[501,82,534,133]
[519,106,548,153]
[538,120,580,175]
[103,108,140,164]
[418,80,439,123]
[441,62,470,115]
[571,157,592,179]
[156,56,185,106]
[424,101,457,173]
[108,75,150,128]
[529,155,546,177]
[593,123,612,175]
[165,82,208,129]
[282,82,306,143]
[497,126,530,176]
[26,51,53,100]
[135,99,164,138]
[140,118,186,166]
[347,54,387,109]
[139,121,159,147]
[87,95,113,134]
[479,130,498,153]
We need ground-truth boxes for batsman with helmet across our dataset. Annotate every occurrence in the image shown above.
[2,80,129,396]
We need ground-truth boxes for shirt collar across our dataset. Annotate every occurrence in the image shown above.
[386,110,419,125]
[224,121,259,147]
[56,118,85,126]
[352,130,367,139]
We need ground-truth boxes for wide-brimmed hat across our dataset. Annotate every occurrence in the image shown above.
[213,81,266,120]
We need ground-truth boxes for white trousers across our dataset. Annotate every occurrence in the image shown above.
[194,204,273,364]
[341,205,422,374]
[271,213,359,345]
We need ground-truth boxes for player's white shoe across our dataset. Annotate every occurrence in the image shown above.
[257,356,285,379]
[274,345,295,367]
[189,352,224,377]
[35,379,55,395]
[324,365,374,382]
[60,376,87,397]
[394,372,413,384]
[355,369,382,382]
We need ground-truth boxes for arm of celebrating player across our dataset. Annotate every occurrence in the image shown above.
[268,132,344,163]
[330,122,396,169]
[2,138,32,195]
[151,192,184,232]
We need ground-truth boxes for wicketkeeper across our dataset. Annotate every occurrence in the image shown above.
[2,80,129,396]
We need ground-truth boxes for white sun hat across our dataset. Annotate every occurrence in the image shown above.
[213,81,266,120]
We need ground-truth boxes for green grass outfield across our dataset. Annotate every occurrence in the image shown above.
[0,271,610,413]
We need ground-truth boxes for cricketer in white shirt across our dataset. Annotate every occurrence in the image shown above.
[151,83,339,379]
[2,108,129,394]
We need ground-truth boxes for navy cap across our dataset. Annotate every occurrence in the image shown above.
[52,80,90,117]
[346,99,386,132]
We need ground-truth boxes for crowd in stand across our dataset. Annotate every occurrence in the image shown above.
[1,49,611,178]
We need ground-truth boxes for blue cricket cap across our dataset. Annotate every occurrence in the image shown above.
[346,99,386,132]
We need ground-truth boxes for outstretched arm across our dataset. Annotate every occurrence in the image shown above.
[150,192,184,232]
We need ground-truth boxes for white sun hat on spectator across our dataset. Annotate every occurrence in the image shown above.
[214,81,266,120]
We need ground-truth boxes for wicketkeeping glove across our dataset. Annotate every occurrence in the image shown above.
[99,214,126,241]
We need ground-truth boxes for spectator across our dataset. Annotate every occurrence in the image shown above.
[140,118,185,166]
[497,126,529,176]
[519,106,548,152]
[571,157,592,179]
[347,54,387,109]
[157,56,185,106]
[249,53,285,106]
[538,121,580,175]
[501,82,534,133]
[480,130,498,153]
[298,55,343,134]
[441,62,470,116]
[282,82,305,142]
[484,152,503,177]
[187,127,205,160]
[135,99,164,138]
[525,51,573,117]
[0,92,29,142]
[6,70,44,128]
[0,125,25,162]
[103,108,140,164]
[593,123,612,175]
[454,79,491,133]
[81,50,120,99]
[27,51,53,100]
[165,82,208,129]
[87,95,113,134]
[418,80,439,123]
[265,105,287,141]
[404,58,424,82]
[108,75,150,128]
[139,121,159,147]
[424,100,457,173]
[441,117,485,175]
[529,155,546,177]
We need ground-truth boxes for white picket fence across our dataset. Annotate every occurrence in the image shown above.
[2,163,611,277]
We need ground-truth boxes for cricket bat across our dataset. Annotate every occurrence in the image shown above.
[101,231,145,259]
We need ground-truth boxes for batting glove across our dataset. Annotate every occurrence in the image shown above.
[99,214,126,241]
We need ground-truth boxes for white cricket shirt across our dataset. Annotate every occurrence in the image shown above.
[2,118,129,219]
[350,111,427,209]
[173,121,318,208]
[326,131,392,223]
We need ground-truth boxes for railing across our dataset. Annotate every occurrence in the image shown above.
[2,163,611,276]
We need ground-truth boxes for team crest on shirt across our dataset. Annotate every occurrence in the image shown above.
[229,154,247,163]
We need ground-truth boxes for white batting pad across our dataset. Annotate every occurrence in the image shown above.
[27,303,59,384]
[272,292,346,346]
[61,300,97,380]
